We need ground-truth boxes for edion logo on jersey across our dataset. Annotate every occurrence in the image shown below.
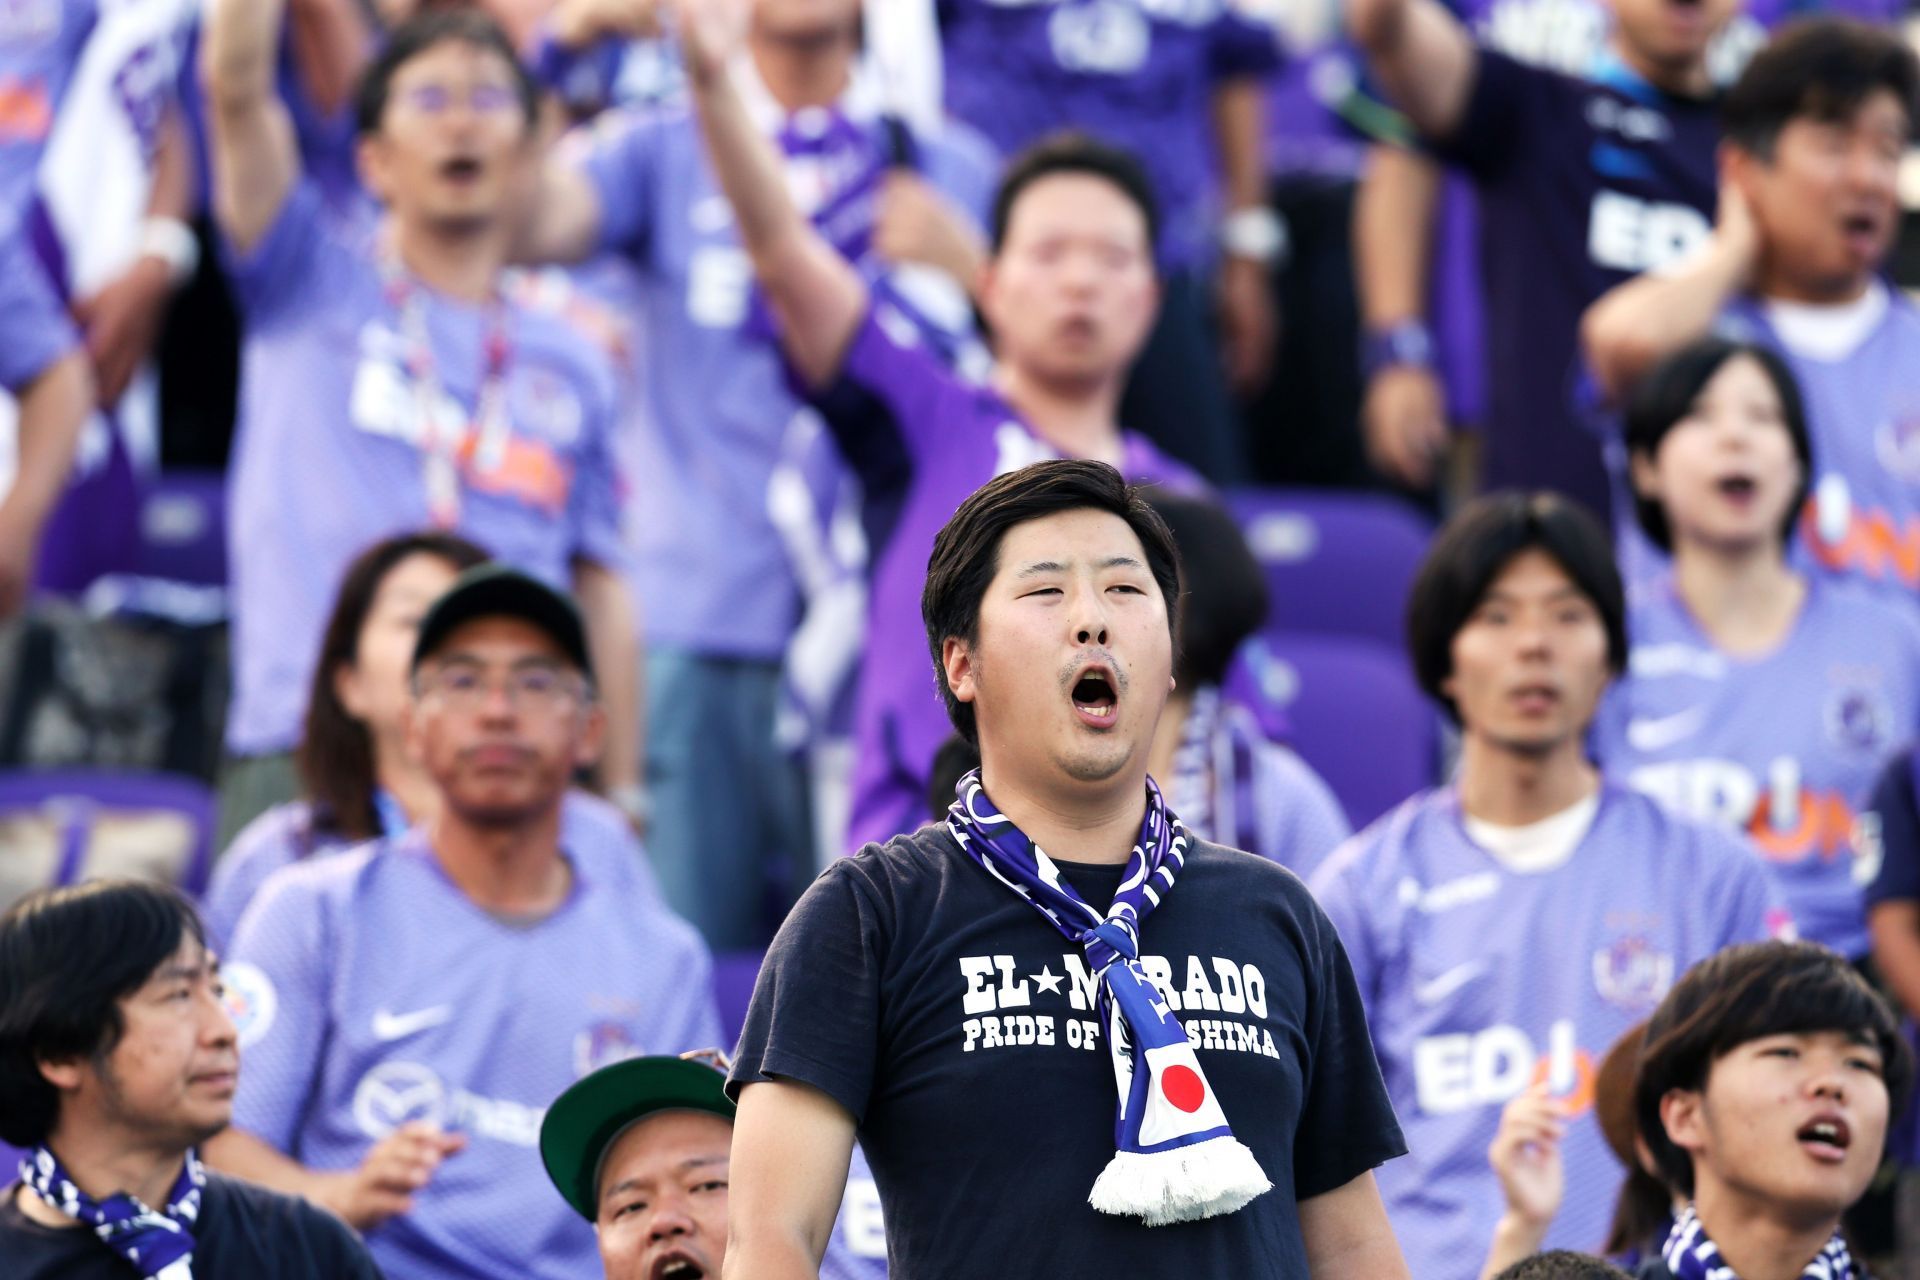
[1413,1019,1598,1116]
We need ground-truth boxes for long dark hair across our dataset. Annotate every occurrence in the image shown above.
[298,531,489,841]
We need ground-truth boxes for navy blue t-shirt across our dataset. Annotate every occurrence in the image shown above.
[1864,745,1920,912]
[1427,50,1721,522]
[728,825,1405,1278]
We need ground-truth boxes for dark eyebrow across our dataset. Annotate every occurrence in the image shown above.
[1016,561,1068,579]
[602,1155,729,1202]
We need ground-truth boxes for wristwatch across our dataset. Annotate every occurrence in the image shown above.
[1220,206,1290,267]
[1360,320,1435,382]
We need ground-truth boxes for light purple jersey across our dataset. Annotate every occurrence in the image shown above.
[0,0,95,218]
[1591,573,1920,959]
[568,91,996,660]
[819,304,1201,850]
[202,790,666,951]
[223,831,722,1280]
[936,0,1281,269]
[1718,291,1920,599]
[221,183,626,755]
[1308,782,1787,1279]
[0,221,74,389]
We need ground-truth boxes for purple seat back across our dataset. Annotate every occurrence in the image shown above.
[1225,487,1431,647]
[1231,633,1439,829]
[712,949,765,1050]
[134,470,227,588]
[0,769,217,896]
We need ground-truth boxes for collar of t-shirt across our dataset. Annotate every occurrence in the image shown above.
[732,50,886,137]
[1461,791,1602,874]
[1763,279,1890,363]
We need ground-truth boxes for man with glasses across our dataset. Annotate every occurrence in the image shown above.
[202,565,723,1280]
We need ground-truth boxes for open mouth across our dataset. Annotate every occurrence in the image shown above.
[440,156,483,183]
[1508,683,1559,712]
[1797,1116,1852,1162]
[1840,211,1883,253]
[650,1253,706,1280]
[1070,666,1119,728]
[1716,474,1757,502]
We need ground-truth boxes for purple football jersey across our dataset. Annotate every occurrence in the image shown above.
[1593,573,1920,958]
[0,0,95,218]
[1309,782,1787,1279]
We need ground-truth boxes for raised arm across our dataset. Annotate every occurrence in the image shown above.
[680,1,868,390]
[0,351,90,618]
[202,0,302,252]
[1581,173,1760,402]
[1354,144,1448,486]
[721,1080,858,1280]
[1347,0,1478,141]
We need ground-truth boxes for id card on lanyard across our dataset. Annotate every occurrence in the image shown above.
[377,235,514,527]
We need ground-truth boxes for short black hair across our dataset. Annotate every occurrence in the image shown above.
[1723,18,1920,160]
[922,459,1182,744]
[1404,491,1627,723]
[989,132,1161,260]
[1624,338,1812,553]
[354,9,540,138]
[1144,490,1269,688]
[1635,941,1912,1197]
[0,880,208,1147]
[1491,1252,1634,1280]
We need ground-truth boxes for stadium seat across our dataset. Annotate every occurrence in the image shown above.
[713,948,766,1047]
[1225,487,1431,647]
[134,470,228,588]
[1226,632,1440,830]
[0,770,218,912]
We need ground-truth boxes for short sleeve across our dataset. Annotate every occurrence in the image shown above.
[805,301,977,475]
[563,363,629,573]
[1306,843,1381,1009]
[726,860,887,1125]
[568,106,665,261]
[225,868,337,1154]
[1289,890,1407,1199]
[652,921,726,1055]
[1706,831,1793,949]
[0,234,77,391]
[222,180,356,327]
[200,806,308,952]
[1255,744,1353,883]
[1865,750,1920,911]
[1424,50,1566,182]
[1207,11,1284,82]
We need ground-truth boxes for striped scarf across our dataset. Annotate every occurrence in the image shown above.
[944,769,1271,1225]
[1662,1205,1854,1280]
[20,1145,203,1279]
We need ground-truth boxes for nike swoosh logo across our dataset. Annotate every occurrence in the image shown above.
[371,1006,453,1042]
[1414,962,1485,1007]
[1626,708,1706,752]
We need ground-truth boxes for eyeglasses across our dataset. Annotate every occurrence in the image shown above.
[394,83,522,118]
[416,663,587,713]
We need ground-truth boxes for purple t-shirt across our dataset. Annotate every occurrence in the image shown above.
[0,223,74,390]
[0,0,95,218]
[1592,573,1920,959]
[570,96,996,660]
[1425,50,1719,519]
[221,183,626,756]
[936,0,1281,269]
[224,831,722,1280]
[1309,783,1787,1278]
[815,303,1199,850]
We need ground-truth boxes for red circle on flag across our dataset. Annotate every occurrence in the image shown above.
[1162,1064,1206,1113]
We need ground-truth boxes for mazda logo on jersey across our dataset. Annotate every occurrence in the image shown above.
[350,1061,545,1147]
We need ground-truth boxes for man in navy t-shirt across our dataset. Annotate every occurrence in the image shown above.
[1350,0,1731,520]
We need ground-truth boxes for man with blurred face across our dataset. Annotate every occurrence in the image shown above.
[202,0,642,851]
[661,1,1202,854]
[1585,20,1920,595]
[1348,0,1737,519]
[724,459,1409,1279]
[202,566,721,1280]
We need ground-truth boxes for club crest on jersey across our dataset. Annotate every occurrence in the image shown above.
[220,961,277,1050]
[1825,685,1891,756]
[573,1020,644,1077]
[1592,934,1674,1011]
[1873,413,1920,485]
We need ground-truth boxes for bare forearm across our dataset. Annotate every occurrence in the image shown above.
[202,1127,337,1209]
[573,559,642,792]
[720,1236,821,1280]
[1354,145,1439,327]
[146,108,192,222]
[1581,236,1748,401]
[1349,0,1476,138]
[1479,1214,1550,1280]
[1213,78,1269,213]
[203,0,285,115]
[286,0,376,117]
[6,354,92,526]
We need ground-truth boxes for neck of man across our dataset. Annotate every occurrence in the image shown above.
[993,364,1128,468]
[979,755,1150,867]
[388,213,508,304]
[19,1125,188,1225]
[1692,1184,1842,1280]
[1672,538,1806,658]
[750,20,855,113]
[1757,255,1876,307]
[1456,732,1599,827]
[428,803,572,916]
[374,739,443,830]
[1609,36,1712,98]
[1143,689,1195,790]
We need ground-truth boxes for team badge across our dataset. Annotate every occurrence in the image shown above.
[221,961,277,1049]
[1825,686,1890,755]
[1592,934,1674,1011]
[573,1021,644,1077]
[1874,413,1920,484]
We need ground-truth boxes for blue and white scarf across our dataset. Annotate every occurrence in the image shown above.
[945,770,1272,1224]
[1662,1205,1854,1280]
[20,1145,204,1279]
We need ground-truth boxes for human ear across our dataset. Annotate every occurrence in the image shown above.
[943,637,977,707]
[1660,1087,1707,1158]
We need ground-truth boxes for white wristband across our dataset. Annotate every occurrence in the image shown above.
[1221,205,1289,266]
[139,217,200,287]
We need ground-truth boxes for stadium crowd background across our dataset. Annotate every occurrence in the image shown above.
[3,0,1920,1275]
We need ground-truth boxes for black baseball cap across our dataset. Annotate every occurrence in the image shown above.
[410,563,594,680]
[540,1053,736,1221]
